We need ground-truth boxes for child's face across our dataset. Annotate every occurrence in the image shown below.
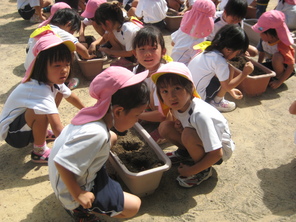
[113,104,147,132]
[223,13,242,24]
[46,60,70,86]
[159,82,192,113]
[260,32,278,44]
[222,48,241,60]
[134,43,166,74]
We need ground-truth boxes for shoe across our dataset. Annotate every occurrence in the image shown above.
[65,208,101,222]
[209,98,236,112]
[31,149,51,163]
[176,167,213,188]
[46,129,56,142]
[67,77,79,90]
[165,149,191,164]
[29,14,43,24]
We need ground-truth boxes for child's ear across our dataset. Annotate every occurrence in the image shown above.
[162,48,167,56]
[113,106,124,118]
[132,49,137,58]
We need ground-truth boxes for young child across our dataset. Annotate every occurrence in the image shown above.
[188,24,254,112]
[252,10,295,89]
[17,0,52,23]
[170,0,216,65]
[207,0,258,57]
[48,66,149,221]
[132,25,168,123]
[0,34,85,163]
[94,2,142,70]
[135,0,168,30]
[25,8,96,71]
[151,62,235,187]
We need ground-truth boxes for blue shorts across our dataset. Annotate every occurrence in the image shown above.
[5,112,33,148]
[69,166,124,218]
[18,4,35,20]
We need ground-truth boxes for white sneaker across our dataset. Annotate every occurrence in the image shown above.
[210,98,236,112]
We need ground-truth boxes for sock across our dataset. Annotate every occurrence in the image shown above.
[214,96,223,103]
[33,142,49,154]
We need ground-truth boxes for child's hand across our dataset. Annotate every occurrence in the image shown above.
[242,61,254,76]
[174,119,183,133]
[269,79,282,89]
[229,88,243,100]
[178,163,192,177]
[76,190,95,209]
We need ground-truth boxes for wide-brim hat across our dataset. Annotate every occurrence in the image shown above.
[81,0,107,18]
[71,66,149,125]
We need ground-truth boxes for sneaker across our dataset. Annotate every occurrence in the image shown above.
[176,167,213,188]
[31,148,51,163]
[165,149,191,164]
[209,98,236,112]
[29,14,43,24]
[65,208,101,222]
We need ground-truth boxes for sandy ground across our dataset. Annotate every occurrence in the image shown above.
[1,0,296,221]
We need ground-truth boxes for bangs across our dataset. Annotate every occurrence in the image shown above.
[47,44,73,64]
[136,34,159,48]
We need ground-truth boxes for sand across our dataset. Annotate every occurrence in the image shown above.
[1,0,296,221]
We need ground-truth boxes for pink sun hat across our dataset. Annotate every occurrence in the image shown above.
[71,66,149,125]
[252,10,294,46]
[38,2,71,27]
[151,62,200,116]
[180,0,216,38]
[81,0,107,19]
[22,33,76,83]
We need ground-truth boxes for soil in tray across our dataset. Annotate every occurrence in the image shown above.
[229,56,264,76]
[111,128,164,173]
[79,36,104,59]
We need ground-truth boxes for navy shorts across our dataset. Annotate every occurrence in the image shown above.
[262,61,295,80]
[18,4,35,20]
[205,76,221,102]
[5,112,33,148]
[71,166,124,217]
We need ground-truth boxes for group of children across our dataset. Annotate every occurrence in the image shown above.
[1,0,296,221]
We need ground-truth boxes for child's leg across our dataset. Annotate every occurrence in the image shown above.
[271,52,285,78]
[113,192,141,218]
[158,120,184,149]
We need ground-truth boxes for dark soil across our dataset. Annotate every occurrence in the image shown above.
[229,56,265,76]
[79,36,104,59]
[111,128,164,173]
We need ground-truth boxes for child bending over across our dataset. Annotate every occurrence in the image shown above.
[48,66,150,221]
[151,62,235,187]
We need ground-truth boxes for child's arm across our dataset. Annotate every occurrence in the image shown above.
[65,93,85,110]
[55,162,95,209]
[269,64,294,89]
[178,148,223,177]
[258,51,266,63]
[47,113,64,137]
[88,36,104,55]
[139,110,166,122]
[99,47,134,58]
[76,42,97,60]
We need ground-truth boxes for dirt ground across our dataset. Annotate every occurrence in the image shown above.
[1,0,296,221]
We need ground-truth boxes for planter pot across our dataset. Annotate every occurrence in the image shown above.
[243,19,260,45]
[74,36,108,81]
[165,9,182,32]
[232,57,276,97]
[108,122,171,197]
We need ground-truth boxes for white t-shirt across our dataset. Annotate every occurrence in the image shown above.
[17,0,40,10]
[172,97,234,161]
[188,50,229,100]
[171,28,206,65]
[135,0,168,23]
[0,79,71,140]
[48,120,111,210]
[113,22,140,51]
[25,25,79,70]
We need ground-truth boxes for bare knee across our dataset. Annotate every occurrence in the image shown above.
[115,192,141,218]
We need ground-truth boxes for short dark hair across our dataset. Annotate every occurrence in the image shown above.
[50,8,81,32]
[263,28,278,38]
[111,81,150,114]
[30,44,73,84]
[95,3,126,27]
[224,0,248,19]
[155,74,194,103]
[205,24,249,54]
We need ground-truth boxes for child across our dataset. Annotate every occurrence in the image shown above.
[0,34,85,163]
[170,0,216,65]
[17,0,52,23]
[151,62,235,187]
[79,0,106,47]
[207,0,258,57]
[132,25,168,123]
[94,2,142,70]
[275,0,296,30]
[25,8,96,71]
[118,0,139,17]
[252,10,295,89]
[135,0,168,30]
[188,24,254,112]
[48,66,149,221]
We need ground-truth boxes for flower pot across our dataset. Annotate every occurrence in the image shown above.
[165,10,182,32]
[231,57,276,97]
[108,122,171,197]
[74,36,108,81]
